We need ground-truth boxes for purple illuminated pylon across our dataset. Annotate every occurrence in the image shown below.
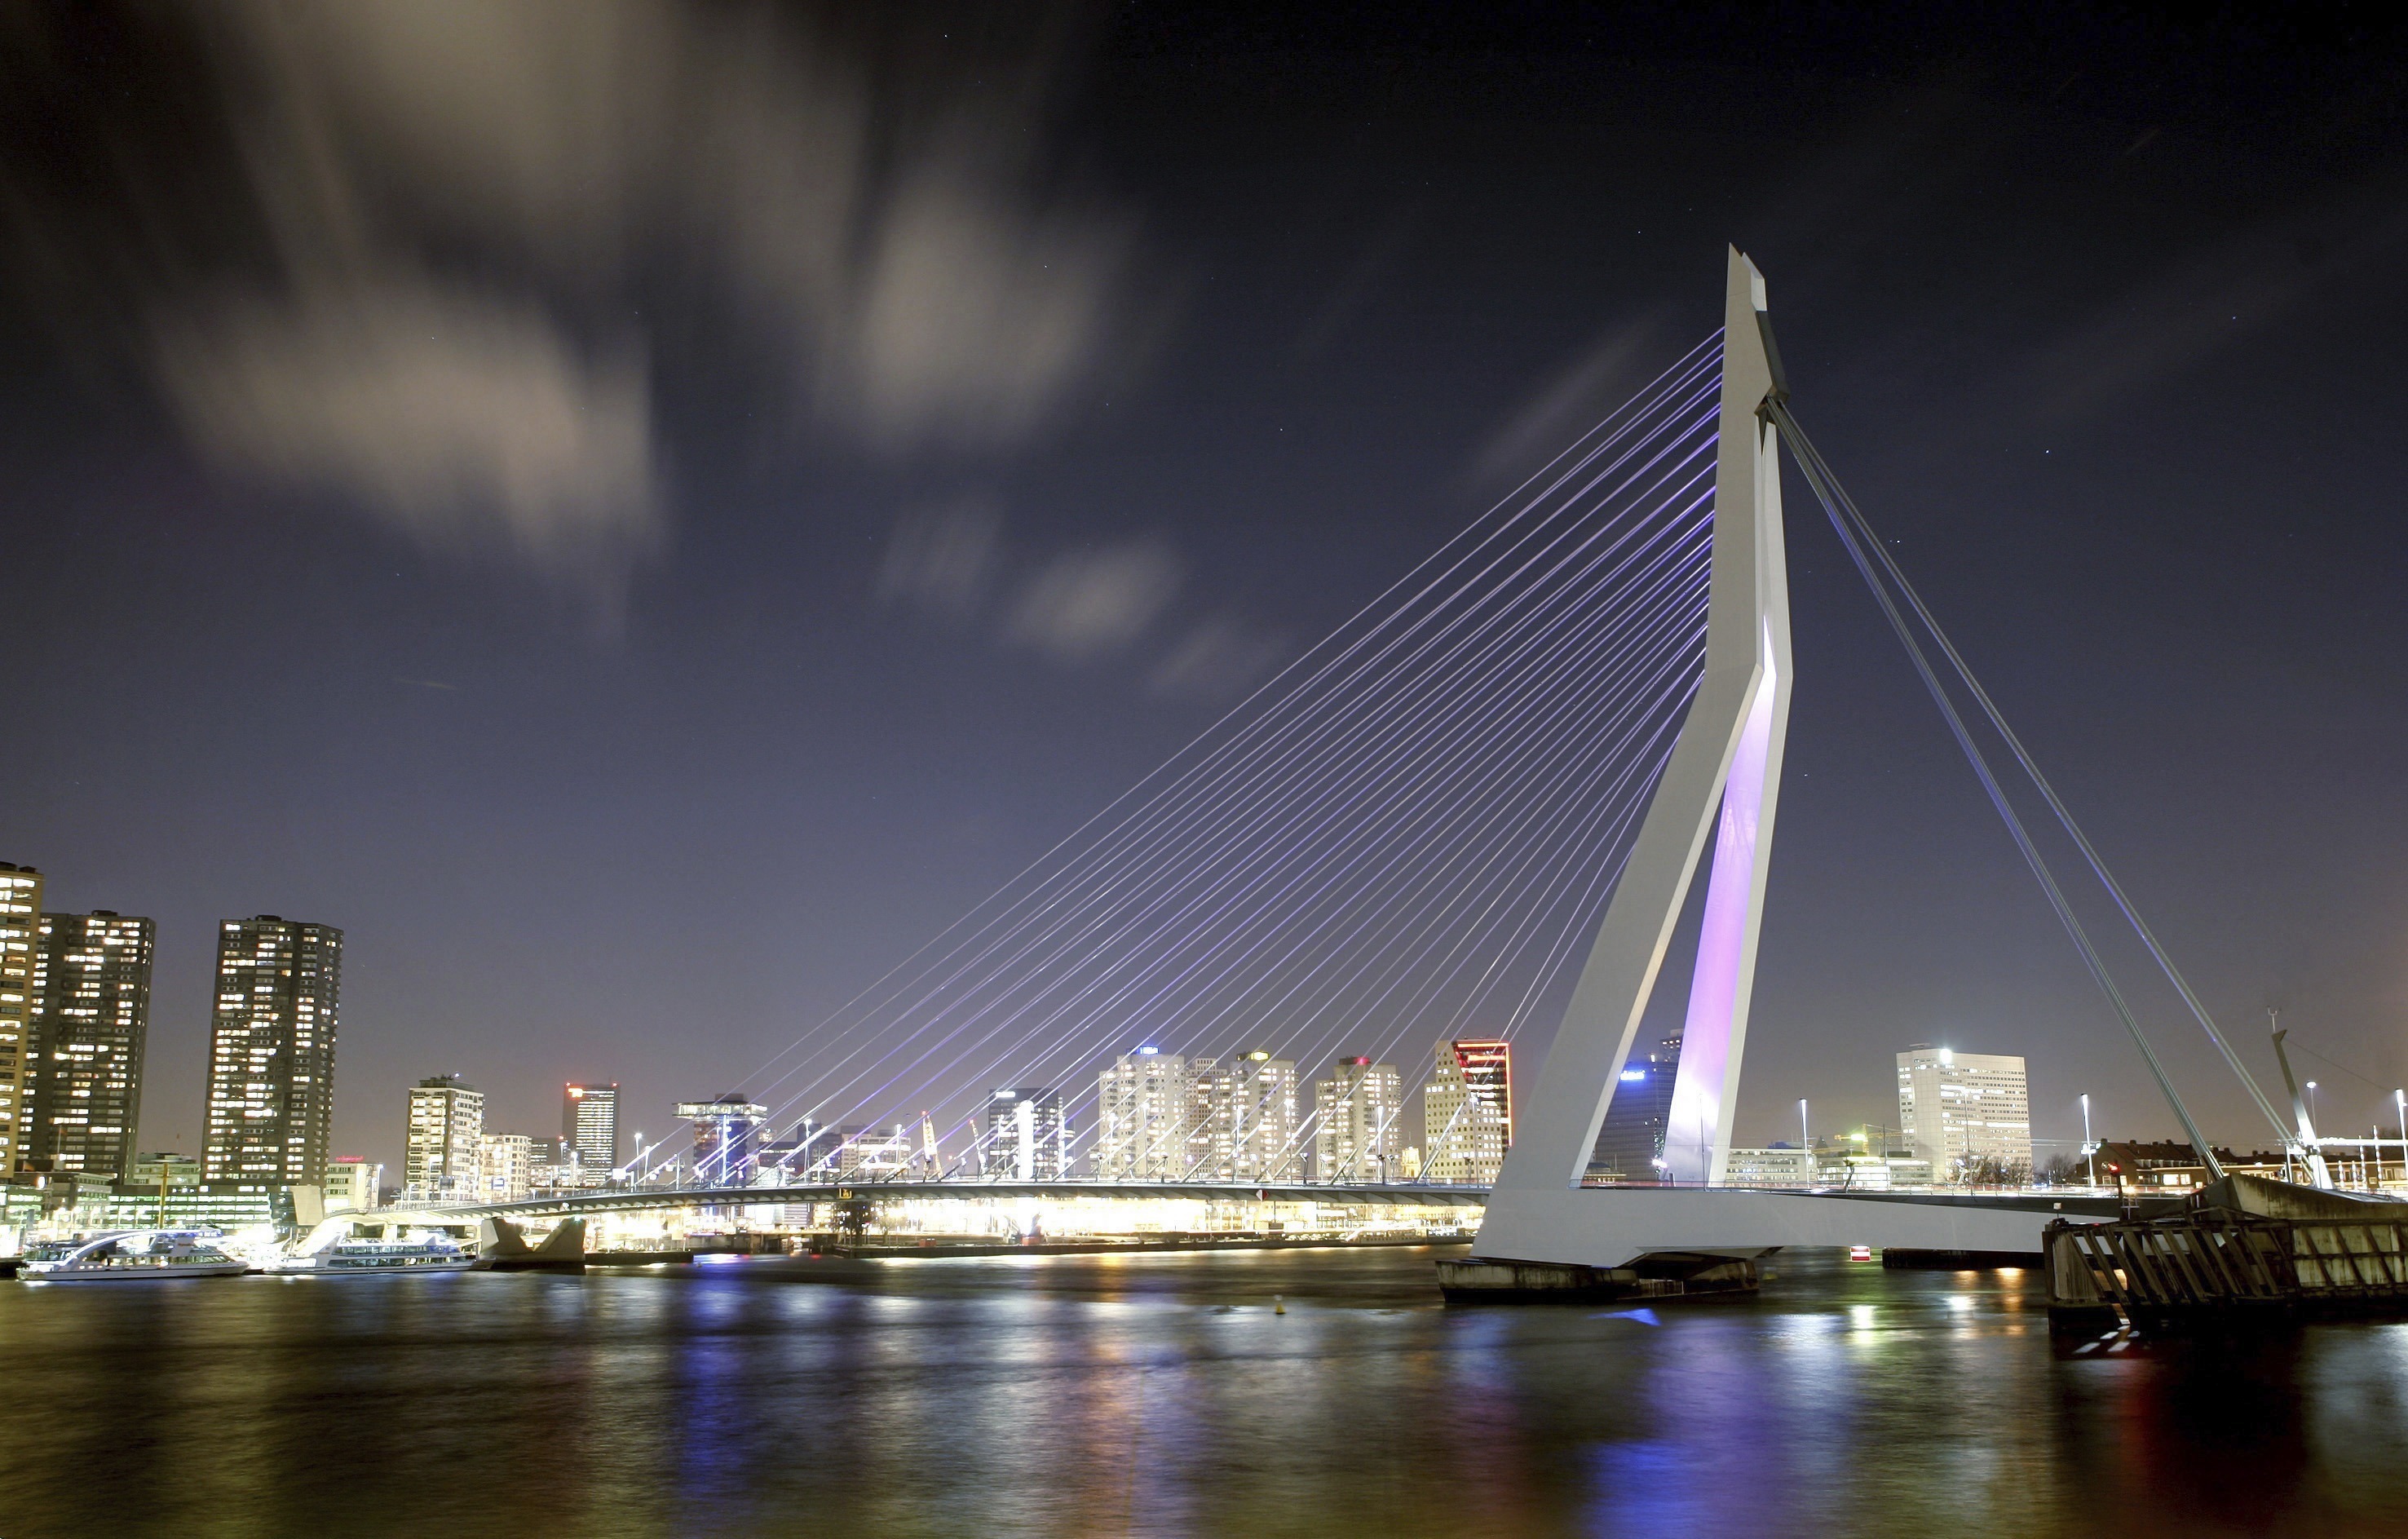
[1663,621,1780,1184]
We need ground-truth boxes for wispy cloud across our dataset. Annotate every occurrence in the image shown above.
[2,2,1135,613]
[1148,615,1290,701]
[876,501,1004,620]
[1003,540,1184,662]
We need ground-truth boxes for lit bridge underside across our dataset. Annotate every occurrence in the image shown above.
[424,1181,1491,1224]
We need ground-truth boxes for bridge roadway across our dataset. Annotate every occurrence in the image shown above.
[424,1179,1495,1223]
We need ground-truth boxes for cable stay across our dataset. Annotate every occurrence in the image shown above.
[1767,398,2299,1182]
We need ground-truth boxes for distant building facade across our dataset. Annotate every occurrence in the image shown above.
[678,1095,768,1186]
[983,1087,1067,1180]
[1094,1050,1196,1179]
[24,910,155,1180]
[1589,1028,1681,1180]
[1422,1040,1509,1184]
[563,1082,620,1182]
[404,1075,484,1202]
[324,1156,382,1213]
[1200,1051,1301,1182]
[201,916,343,1187]
[1897,1045,2034,1183]
[0,862,45,1168]
[479,1132,533,1202]
[1314,1057,1403,1183]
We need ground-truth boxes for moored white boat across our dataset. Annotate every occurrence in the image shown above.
[20,1229,250,1281]
[274,1220,475,1276]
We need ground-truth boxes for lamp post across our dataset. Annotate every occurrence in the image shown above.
[2080,1093,2096,1190]
[2308,1081,2320,1132]
[2394,1090,2406,1190]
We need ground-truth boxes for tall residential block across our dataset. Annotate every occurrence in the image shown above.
[563,1082,620,1182]
[1313,1056,1403,1183]
[1094,1050,1197,1179]
[1423,1040,1509,1184]
[0,862,44,1168]
[1195,1051,1301,1182]
[404,1075,484,1201]
[26,910,155,1179]
[1897,1044,2033,1183]
[202,916,344,1187]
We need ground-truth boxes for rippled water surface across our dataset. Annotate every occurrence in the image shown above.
[3,1245,2406,1537]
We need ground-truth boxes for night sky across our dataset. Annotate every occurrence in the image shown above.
[6,4,2406,1173]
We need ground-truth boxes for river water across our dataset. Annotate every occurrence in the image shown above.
[2,1244,2405,1537]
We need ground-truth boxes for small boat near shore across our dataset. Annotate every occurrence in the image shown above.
[20,1229,250,1281]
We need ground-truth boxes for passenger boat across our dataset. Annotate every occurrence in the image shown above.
[20,1229,250,1281]
[274,1222,475,1276]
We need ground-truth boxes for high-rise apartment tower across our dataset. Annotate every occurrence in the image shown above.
[404,1074,484,1201]
[1314,1056,1403,1183]
[563,1081,620,1181]
[202,916,343,1186]
[0,862,44,1168]
[26,910,155,1179]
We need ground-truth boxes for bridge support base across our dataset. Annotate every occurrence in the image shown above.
[1438,1252,1761,1305]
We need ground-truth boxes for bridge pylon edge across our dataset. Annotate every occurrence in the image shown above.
[1477,246,1792,1261]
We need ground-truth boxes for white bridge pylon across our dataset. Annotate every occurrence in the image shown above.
[1478,249,2075,1267]
[1493,246,1791,1200]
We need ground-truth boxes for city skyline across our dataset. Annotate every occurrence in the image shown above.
[7,7,2407,1183]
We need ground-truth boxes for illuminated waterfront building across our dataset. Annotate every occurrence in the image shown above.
[563,1082,620,1182]
[201,916,343,1186]
[1450,1039,1511,1139]
[678,1095,768,1185]
[1094,1050,1197,1179]
[479,1131,533,1201]
[1197,1051,1301,1181]
[24,909,153,1179]
[983,1087,1066,1179]
[1722,1146,1815,1187]
[1421,1041,1507,1184]
[1897,1045,2034,1183]
[1588,1028,1681,1180]
[1313,1057,1403,1182]
[0,862,43,1168]
[404,1074,484,1202]
[324,1156,382,1212]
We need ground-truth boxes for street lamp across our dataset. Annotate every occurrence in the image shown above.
[2308,1081,2321,1139]
[2394,1090,2406,1190]
[2080,1093,2096,1189]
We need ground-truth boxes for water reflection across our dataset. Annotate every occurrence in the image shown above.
[2,1247,2406,1536]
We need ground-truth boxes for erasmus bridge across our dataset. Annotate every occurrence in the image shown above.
[434,251,2307,1279]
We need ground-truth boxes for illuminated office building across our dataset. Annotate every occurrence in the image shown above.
[1313,1056,1403,1183]
[1421,1040,1508,1184]
[0,862,43,1168]
[678,1095,768,1186]
[1589,1028,1681,1180]
[201,916,343,1186]
[404,1074,484,1202]
[563,1082,620,1182]
[24,910,154,1180]
[1897,1045,2033,1183]
[983,1087,1066,1179]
